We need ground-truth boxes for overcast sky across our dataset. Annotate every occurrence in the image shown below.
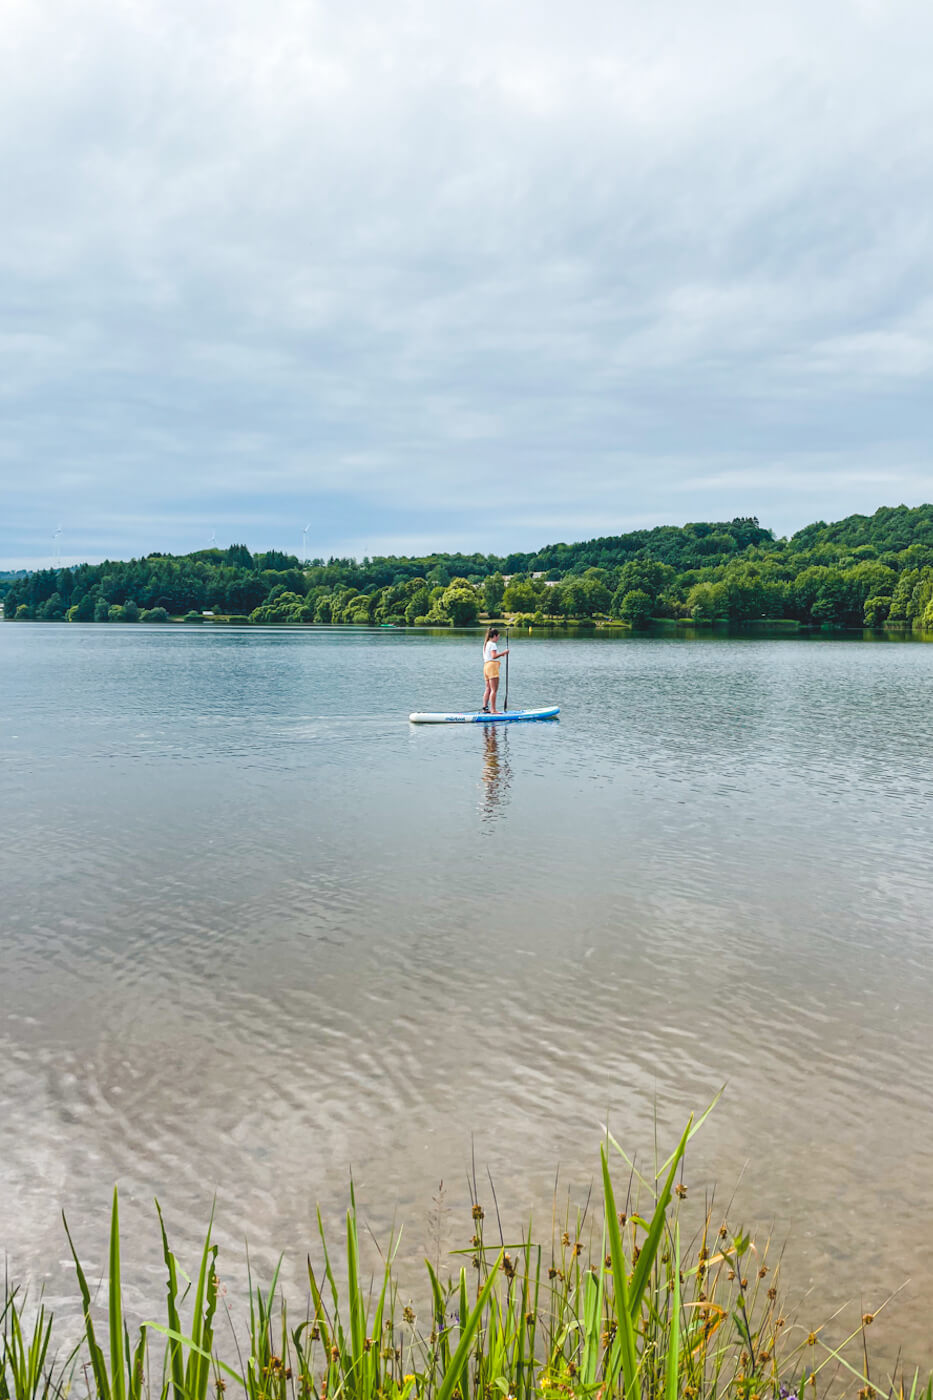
[2,0,932,569]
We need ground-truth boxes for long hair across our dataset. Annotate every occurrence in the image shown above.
[484,625,500,643]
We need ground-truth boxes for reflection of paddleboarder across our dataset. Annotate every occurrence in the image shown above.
[480,725,511,819]
[482,627,510,714]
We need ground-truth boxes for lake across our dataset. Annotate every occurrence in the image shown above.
[2,624,932,1366]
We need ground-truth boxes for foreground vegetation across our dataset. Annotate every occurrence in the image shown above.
[2,1121,927,1400]
[4,504,933,631]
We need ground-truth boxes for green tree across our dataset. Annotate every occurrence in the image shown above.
[579,575,611,615]
[559,577,606,618]
[843,561,897,615]
[887,568,918,622]
[441,580,480,626]
[39,591,65,620]
[225,543,255,569]
[250,591,313,623]
[907,568,933,622]
[71,591,96,621]
[94,597,111,622]
[225,577,268,614]
[793,566,849,623]
[503,578,537,612]
[141,606,169,622]
[543,582,568,620]
[617,589,653,628]
[810,579,848,623]
[404,587,430,625]
[483,573,505,614]
[615,559,675,603]
[122,598,140,622]
[719,572,776,622]
[863,595,891,627]
[686,581,723,623]
[348,593,376,623]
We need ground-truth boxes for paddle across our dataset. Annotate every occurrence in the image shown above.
[504,625,509,711]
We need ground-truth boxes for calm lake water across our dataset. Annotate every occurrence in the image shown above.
[2,624,933,1365]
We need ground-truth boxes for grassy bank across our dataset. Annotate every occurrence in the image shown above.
[3,1121,927,1400]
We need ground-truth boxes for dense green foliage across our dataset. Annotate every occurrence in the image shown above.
[2,1124,921,1400]
[5,505,933,629]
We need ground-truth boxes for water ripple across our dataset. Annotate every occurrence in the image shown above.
[2,628,933,1362]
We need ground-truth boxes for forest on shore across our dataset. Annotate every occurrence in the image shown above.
[4,503,933,630]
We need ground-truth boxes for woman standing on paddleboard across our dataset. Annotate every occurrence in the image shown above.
[482,627,509,714]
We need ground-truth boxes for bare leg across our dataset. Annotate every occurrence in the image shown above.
[489,676,499,713]
[482,679,492,710]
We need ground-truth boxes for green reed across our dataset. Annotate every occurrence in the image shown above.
[2,1118,928,1400]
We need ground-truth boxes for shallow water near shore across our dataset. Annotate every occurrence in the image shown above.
[2,624,932,1367]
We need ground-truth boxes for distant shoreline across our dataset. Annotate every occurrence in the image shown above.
[5,613,933,639]
[4,505,933,630]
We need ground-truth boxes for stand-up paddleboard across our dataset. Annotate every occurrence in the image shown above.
[409,706,559,724]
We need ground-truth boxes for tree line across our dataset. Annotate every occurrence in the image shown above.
[4,504,933,630]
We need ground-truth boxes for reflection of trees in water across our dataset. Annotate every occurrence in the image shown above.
[479,725,512,820]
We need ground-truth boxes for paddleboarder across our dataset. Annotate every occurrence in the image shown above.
[482,626,510,714]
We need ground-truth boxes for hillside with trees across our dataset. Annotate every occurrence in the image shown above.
[4,504,933,630]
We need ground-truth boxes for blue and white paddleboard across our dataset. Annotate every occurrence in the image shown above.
[409,705,559,724]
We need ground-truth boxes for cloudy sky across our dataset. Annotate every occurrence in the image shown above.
[2,0,932,568]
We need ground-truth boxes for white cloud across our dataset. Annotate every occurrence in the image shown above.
[1,0,932,564]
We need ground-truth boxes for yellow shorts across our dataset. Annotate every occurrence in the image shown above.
[484,661,500,679]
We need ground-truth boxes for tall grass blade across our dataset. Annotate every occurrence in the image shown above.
[601,1147,641,1400]
[346,1204,365,1373]
[182,1209,217,1400]
[665,1223,680,1400]
[435,1256,502,1400]
[155,1204,185,1400]
[629,1120,690,1315]
[108,1190,126,1400]
[425,1260,452,1373]
[63,1213,111,1400]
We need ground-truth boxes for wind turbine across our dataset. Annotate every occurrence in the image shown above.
[52,525,63,568]
[301,523,312,562]
[210,529,217,551]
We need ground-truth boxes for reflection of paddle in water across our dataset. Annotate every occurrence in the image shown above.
[479,724,512,820]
